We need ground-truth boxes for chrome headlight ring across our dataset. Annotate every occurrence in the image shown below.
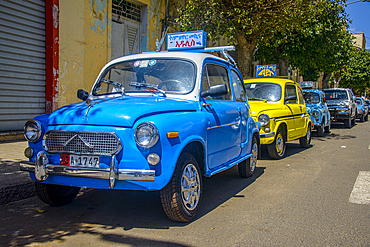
[312,110,320,118]
[24,120,42,142]
[258,114,270,127]
[134,122,159,148]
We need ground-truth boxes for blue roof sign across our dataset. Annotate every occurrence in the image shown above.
[167,31,207,50]
[256,64,277,77]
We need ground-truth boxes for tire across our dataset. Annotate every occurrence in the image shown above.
[267,129,286,159]
[365,114,368,121]
[238,135,258,178]
[317,121,324,137]
[360,114,365,122]
[344,118,351,128]
[324,121,331,133]
[351,113,356,126]
[159,153,202,222]
[35,182,80,206]
[299,124,311,148]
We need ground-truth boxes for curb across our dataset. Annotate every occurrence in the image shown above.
[0,182,36,205]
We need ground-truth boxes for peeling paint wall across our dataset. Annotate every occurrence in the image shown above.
[59,0,165,106]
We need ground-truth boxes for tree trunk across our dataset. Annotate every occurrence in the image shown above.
[321,72,332,89]
[236,34,257,78]
[278,58,290,77]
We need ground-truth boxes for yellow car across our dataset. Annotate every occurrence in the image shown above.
[244,78,312,159]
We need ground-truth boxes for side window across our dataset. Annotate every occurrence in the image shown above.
[231,70,246,102]
[201,63,232,100]
[297,86,305,105]
[285,84,297,104]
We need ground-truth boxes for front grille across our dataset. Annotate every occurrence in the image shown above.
[44,131,121,155]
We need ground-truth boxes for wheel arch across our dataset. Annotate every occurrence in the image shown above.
[180,141,205,176]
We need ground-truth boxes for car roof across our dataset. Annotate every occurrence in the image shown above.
[244,77,297,85]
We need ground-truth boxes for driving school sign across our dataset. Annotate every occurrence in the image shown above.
[167,31,207,50]
[256,64,277,77]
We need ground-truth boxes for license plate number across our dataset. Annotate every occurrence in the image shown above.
[60,154,100,168]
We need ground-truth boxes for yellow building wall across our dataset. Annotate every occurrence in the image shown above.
[58,0,166,107]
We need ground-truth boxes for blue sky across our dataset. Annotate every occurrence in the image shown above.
[345,1,370,49]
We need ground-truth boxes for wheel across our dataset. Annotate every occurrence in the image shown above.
[344,118,351,128]
[324,121,331,133]
[365,114,369,121]
[351,113,356,125]
[317,121,324,137]
[267,129,286,159]
[159,153,202,222]
[238,135,258,178]
[360,114,365,122]
[299,124,311,148]
[35,182,80,206]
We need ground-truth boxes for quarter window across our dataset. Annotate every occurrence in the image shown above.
[231,70,246,102]
[297,86,305,104]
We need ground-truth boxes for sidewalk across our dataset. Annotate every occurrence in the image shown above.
[0,138,35,205]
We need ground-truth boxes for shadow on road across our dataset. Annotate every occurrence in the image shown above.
[0,166,265,246]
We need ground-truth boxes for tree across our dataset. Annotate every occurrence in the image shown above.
[174,0,305,77]
[255,0,352,86]
[340,48,370,95]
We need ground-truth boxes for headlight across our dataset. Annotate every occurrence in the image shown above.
[134,122,159,148]
[258,114,270,127]
[312,110,319,118]
[24,120,42,142]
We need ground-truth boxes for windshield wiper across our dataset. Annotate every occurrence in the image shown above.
[102,78,125,96]
[129,82,166,97]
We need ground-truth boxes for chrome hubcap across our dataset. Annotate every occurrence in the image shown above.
[250,142,258,172]
[181,163,200,211]
[276,134,284,155]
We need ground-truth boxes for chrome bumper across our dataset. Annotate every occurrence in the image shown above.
[260,132,275,138]
[20,151,155,189]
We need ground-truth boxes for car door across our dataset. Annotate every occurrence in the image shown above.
[230,68,249,156]
[201,62,241,169]
[284,84,304,139]
[321,92,330,126]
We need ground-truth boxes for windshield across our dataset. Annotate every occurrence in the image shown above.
[244,83,282,102]
[303,92,320,104]
[324,90,348,100]
[93,59,196,96]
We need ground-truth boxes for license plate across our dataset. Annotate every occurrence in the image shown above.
[60,154,100,168]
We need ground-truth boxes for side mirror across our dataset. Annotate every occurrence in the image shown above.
[77,89,89,101]
[285,95,297,104]
[201,84,228,98]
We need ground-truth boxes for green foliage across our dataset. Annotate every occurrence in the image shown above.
[256,0,352,81]
[340,48,370,94]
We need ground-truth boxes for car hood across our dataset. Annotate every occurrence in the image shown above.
[248,101,284,117]
[48,96,197,127]
[326,99,349,107]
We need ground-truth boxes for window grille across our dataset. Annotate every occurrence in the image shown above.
[112,0,141,22]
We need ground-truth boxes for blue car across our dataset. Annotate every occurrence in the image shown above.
[356,97,369,122]
[20,31,260,222]
[303,89,331,136]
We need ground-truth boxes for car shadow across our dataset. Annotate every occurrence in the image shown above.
[258,142,311,160]
[0,166,265,246]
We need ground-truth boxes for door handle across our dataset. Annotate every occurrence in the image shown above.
[202,103,212,107]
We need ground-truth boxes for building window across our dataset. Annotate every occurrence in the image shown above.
[112,0,141,22]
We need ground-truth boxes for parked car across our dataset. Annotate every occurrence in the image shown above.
[303,89,331,136]
[356,97,369,122]
[244,78,312,159]
[323,88,357,128]
[20,33,261,222]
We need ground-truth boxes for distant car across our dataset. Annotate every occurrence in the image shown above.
[303,89,331,136]
[356,97,369,122]
[323,88,357,128]
[19,34,261,222]
[244,78,312,159]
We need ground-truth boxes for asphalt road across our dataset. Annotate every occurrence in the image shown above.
[1,120,369,246]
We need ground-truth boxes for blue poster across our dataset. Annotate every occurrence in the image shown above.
[256,64,277,77]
